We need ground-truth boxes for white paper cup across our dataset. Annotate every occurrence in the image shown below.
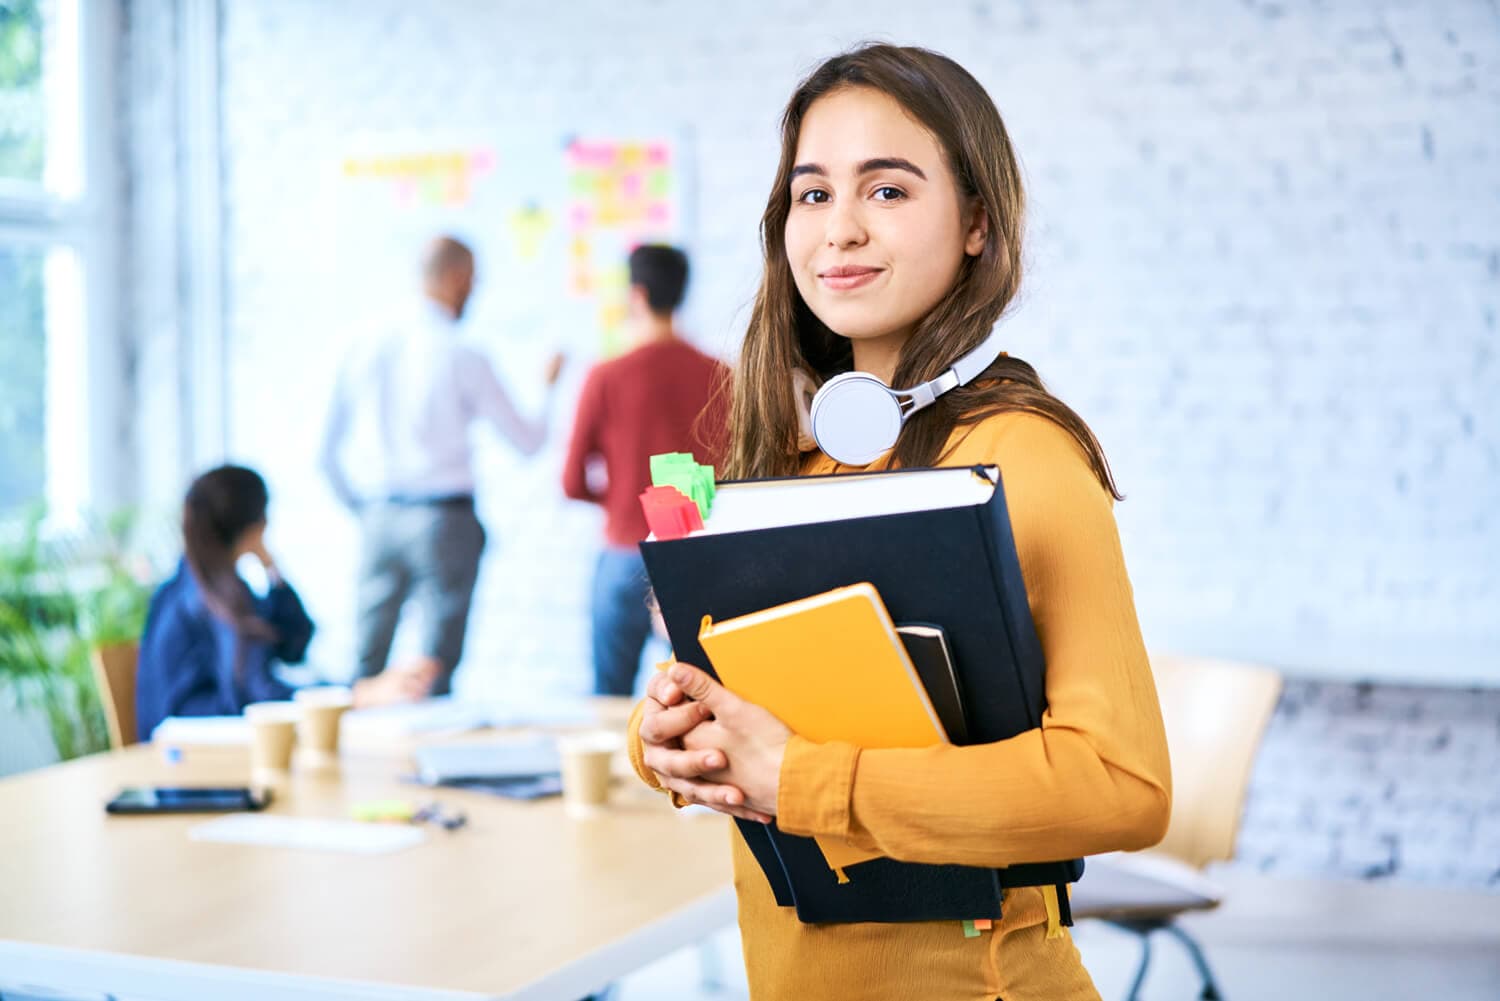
[557,731,623,818]
[293,686,354,767]
[244,700,299,786]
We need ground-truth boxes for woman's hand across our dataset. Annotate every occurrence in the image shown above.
[640,667,767,821]
[238,521,279,580]
[641,662,791,822]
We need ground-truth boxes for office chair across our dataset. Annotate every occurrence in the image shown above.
[1071,653,1283,1001]
[90,641,141,749]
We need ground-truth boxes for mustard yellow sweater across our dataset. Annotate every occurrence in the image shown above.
[627,411,1172,1001]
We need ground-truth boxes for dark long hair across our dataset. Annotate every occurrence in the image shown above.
[182,466,277,651]
[724,43,1120,499]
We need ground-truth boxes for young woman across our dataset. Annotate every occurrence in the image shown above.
[136,465,433,741]
[628,45,1171,1000]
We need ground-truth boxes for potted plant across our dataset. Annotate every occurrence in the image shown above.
[0,508,155,762]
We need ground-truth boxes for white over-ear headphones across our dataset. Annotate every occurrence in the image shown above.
[805,323,1007,466]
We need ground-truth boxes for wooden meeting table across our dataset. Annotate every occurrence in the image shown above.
[0,702,735,1001]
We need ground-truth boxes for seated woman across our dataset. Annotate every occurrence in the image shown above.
[136,464,433,741]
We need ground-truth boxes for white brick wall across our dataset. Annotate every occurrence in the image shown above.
[1237,680,1500,888]
[118,0,1500,885]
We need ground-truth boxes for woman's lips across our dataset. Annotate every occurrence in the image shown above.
[818,266,883,291]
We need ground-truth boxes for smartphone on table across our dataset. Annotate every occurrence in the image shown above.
[105,786,271,814]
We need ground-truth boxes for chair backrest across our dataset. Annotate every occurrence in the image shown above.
[1149,653,1283,870]
[91,641,141,749]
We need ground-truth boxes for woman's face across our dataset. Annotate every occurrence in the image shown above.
[784,86,987,378]
[233,519,267,559]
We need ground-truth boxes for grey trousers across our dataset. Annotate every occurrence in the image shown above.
[354,498,486,696]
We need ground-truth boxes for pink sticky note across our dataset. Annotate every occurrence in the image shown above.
[640,486,703,540]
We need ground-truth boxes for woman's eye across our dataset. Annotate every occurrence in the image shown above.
[872,186,905,201]
[796,189,830,204]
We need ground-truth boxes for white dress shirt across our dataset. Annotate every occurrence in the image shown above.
[320,299,548,509]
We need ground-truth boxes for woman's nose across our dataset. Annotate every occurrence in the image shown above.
[825,198,868,249]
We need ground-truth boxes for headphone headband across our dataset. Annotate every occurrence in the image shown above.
[807,322,1007,466]
[945,321,1007,388]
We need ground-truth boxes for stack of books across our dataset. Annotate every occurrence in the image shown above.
[641,463,1083,924]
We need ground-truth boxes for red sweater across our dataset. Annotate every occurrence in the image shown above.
[562,338,729,547]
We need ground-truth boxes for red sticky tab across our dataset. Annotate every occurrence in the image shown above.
[640,485,704,540]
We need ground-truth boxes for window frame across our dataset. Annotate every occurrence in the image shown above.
[0,0,123,523]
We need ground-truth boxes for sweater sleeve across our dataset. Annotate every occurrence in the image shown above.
[258,581,316,665]
[626,698,661,788]
[561,366,605,503]
[775,415,1172,867]
[460,348,550,457]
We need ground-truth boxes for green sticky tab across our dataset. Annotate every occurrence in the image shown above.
[649,452,695,483]
[649,452,716,519]
[961,919,980,938]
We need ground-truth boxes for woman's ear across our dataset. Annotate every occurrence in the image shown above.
[964,201,989,257]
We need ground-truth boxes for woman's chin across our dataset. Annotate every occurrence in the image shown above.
[819,313,914,346]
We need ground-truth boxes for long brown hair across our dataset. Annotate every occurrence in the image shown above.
[723,43,1120,499]
[182,466,277,655]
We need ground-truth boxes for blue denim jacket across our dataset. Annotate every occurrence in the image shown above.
[134,559,315,741]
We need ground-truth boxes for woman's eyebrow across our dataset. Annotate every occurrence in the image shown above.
[858,157,927,180]
[789,158,928,181]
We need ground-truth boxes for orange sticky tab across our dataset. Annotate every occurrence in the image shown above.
[973,918,993,930]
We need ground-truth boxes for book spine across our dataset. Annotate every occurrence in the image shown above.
[976,470,1047,726]
[740,820,797,907]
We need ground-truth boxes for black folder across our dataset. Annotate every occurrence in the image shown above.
[640,464,1084,924]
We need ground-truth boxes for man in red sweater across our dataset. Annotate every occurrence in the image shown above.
[562,246,728,695]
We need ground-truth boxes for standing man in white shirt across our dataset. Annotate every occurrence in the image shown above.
[320,236,563,696]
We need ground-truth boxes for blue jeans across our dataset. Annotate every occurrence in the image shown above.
[590,548,654,696]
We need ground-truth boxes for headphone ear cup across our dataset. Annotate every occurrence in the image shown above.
[810,373,905,466]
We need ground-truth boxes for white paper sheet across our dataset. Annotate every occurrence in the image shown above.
[151,716,251,745]
[188,815,427,855]
[697,464,996,537]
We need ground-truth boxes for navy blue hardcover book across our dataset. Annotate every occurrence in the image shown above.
[639,464,1083,924]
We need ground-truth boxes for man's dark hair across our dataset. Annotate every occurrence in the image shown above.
[628,245,690,315]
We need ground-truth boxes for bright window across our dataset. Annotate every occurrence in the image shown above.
[0,243,46,511]
[0,0,104,520]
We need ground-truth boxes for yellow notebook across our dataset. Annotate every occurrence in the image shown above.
[698,582,948,872]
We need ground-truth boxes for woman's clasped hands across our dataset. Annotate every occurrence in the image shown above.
[639,662,792,824]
